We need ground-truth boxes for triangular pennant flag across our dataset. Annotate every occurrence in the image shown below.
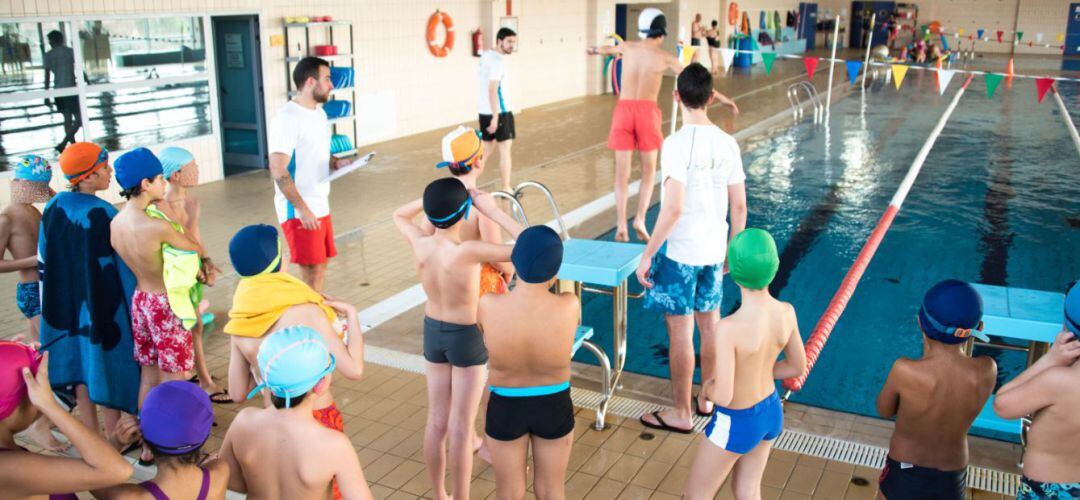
[1036,33,1044,43]
[1058,33,1066,43]
[677,45,697,66]
[891,64,909,91]
[958,28,965,36]
[719,48,735,71]
[1035,78,1055,103]
[845,60,862,85]
[1028,41,1033,47]
[761,52,776,74]
[996,30,1003,42]
[1016,32,1023,42]
[936,69,956,95]
[803,57,819,79]
[985,73,1004,99]
[977,29,984,39]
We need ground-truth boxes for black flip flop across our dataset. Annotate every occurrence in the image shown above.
[639,411,694,434]
[207,391,233,405]
[693,394,714,417]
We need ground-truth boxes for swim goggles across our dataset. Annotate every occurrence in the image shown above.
[246,342,337,408]
[921,308,986,340]
[427,197,472,225]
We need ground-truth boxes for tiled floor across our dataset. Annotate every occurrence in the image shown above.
[11,48,1055,498]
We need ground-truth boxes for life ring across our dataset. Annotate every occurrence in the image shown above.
[728,2,739,26]
[426,10,455,57]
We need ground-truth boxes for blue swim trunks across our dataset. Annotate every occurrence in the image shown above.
[704,391,783,454]
[16,281,40,319]
[1018,476,1080,499]
[643,250,723,316]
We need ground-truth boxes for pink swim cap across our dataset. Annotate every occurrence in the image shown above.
[0,341,40,421]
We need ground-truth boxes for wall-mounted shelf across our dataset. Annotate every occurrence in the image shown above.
[283,20,357,150]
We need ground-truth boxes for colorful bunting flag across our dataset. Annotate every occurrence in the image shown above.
[1016,32,1023,42]
[719,48,735,71]
[1035,78,1055,103]
[977,29,984,39]
[891,64,909,91]
[984,73,1004,99]
[1058,33,1066,43]
[996,30,1003,42]
[845,60,862,85]
[937,69,956,95]
[803,57,819,79]
[1036,33,1044,43]
[677,45,697,66]
[761,52,776,74]
[958,28,965,36]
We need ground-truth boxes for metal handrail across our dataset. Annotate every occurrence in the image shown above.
[786,81,823,123]
[512,181,570,240]
[491,191,529,228]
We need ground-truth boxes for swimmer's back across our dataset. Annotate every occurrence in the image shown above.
[480,289,579,387]
[412,234,481,325]
[617,41,676,101]
[887,353,995,470]
[226,407,347,500]
[724,297,796,408]
[1012,362,1080,482]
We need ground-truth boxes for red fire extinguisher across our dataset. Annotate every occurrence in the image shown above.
[472,28,483,56]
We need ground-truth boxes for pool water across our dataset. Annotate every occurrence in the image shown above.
[575,71,1080,435]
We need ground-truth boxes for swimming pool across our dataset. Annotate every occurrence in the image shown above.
[574,71,1080,432]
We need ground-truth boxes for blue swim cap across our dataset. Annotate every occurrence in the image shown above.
[512,226,563,284]
[1065,281,1080,339]
[248,326,336,407]
[229,224,282,277]
[918,279,989,344]
[114,147,163,190]
[158,147,194,181]
[14,155,52,183]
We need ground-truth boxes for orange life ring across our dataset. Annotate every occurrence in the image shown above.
[728,2,739,26]
[426,10,455,57]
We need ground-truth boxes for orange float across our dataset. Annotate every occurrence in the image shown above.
[929,21,942,34]
[426,10,455,57]
[728,2,739,26]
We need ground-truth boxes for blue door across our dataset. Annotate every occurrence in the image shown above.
[615,4,627,41]
[798,3,818,50]
[850,2,894,49]
[1066,3,1080,56]
[212,16,267,174]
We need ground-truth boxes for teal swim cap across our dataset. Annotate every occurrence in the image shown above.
[248,326,336,407]
[158,147,194,180]
[727,229,779,290]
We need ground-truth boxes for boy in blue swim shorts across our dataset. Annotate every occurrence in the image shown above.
[0,155,55,341]
[636,63,746,434]
[682,228,805,500]
[994,282,1080,499]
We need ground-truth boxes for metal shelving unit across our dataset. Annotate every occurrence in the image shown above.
[283,20,357,154]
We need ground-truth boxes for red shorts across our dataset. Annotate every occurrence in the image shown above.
[281,215,338,266]
[132,290,194,373]
[607,100,663,152]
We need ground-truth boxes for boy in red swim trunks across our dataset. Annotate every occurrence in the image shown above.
[110,147,203,464]
[588,7,737,242]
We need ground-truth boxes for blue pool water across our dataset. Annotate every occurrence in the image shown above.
[575,71,1080,432]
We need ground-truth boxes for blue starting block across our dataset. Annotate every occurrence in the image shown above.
[969,284,1064,440]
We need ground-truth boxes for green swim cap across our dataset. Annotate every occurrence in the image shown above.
[727,229,779,290]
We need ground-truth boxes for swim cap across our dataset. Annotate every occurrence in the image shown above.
[727,229,779,290]
[15,155,53,183]
[229,224,282,277]
[158,147,194,181]
[638,8,668,38]
[140,381,213,455]
[1065,281,1080,339]
[437,126,482,173]
[512,226,563,284]
[0,341,40,421]
[423,177,471,229]
[59,142,109,185]
[248,326,336,407]
[918,279,989,344]
[114,147,163,190]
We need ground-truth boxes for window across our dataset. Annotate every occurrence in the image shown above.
[0,16,214,173]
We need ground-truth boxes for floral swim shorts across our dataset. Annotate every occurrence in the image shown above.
[643,252,723,316]
[132,290,194,373]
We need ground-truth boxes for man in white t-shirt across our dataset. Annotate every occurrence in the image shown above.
[477,28,517,193]
[268,57,354,292]
[635,64,747,434]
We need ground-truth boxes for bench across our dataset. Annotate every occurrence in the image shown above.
[572,326,612,431]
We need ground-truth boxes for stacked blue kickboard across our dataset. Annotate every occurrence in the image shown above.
[323,100,352,119]
[330,67,354,89]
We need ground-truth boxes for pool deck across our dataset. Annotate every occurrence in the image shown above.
[10,49,1074,498]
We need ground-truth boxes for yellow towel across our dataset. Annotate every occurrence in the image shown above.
[225,272,336,337]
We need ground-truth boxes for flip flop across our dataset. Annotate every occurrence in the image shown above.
[693,394,714,417]
[208,391,233,405]
[639,411,693,434]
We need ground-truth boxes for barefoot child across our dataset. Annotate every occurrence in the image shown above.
[0,156,54,341]
[876,279,996,500]
[393,178,524,500]
[110,147,203,464]
[683,229,805,500]
[155,146,225,401]
[221,326,374,500]
[479,225,579,500]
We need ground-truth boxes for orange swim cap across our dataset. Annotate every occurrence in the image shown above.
[436,126,482,172]
[59,142,109,185]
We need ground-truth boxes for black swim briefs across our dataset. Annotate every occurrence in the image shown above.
[485,388,575,441]
[422,316,487,367]
[878,456,966,500]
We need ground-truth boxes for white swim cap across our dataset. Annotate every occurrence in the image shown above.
[638,8,668,39]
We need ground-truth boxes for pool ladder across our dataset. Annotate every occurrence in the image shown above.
[786,81,824,124]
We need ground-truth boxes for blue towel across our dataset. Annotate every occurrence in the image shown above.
[38,192,139,414]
